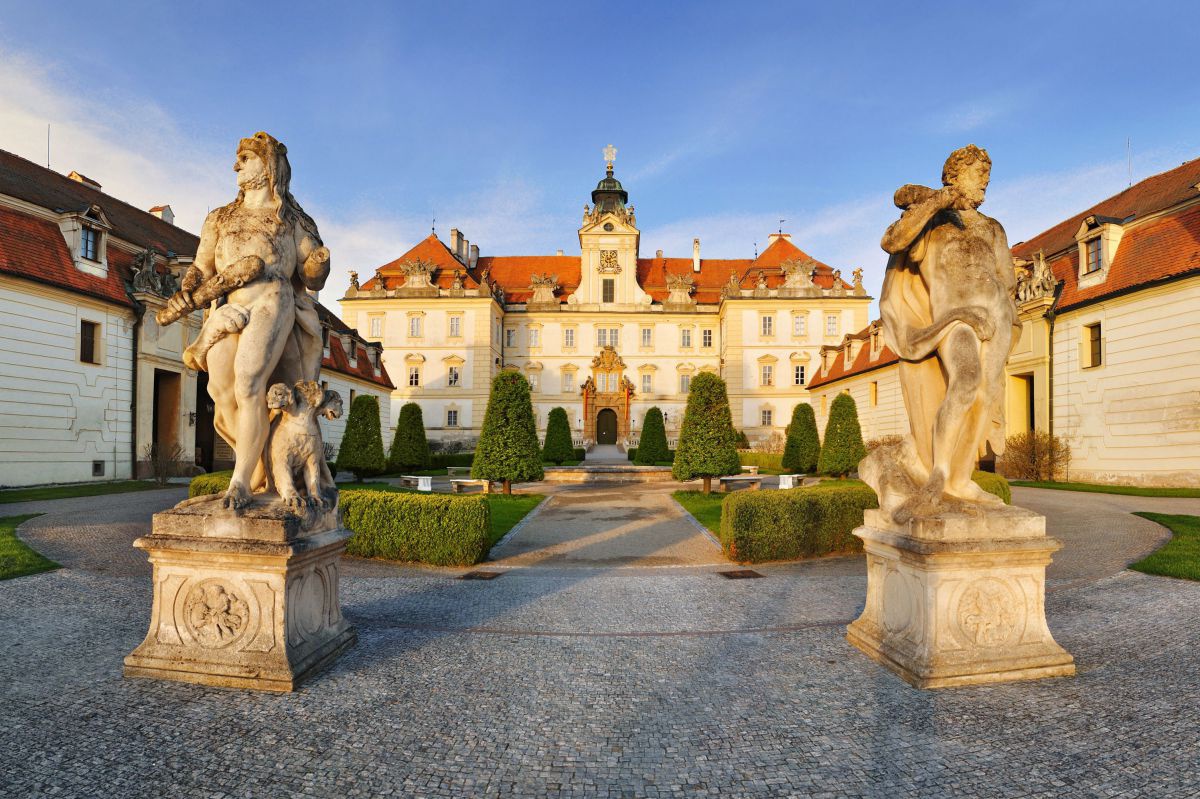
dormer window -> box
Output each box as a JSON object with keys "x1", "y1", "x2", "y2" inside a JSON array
[
  {"x1": 81, "y1": 226, "x2": 100, "y2": 261},
  {"x1": 1084, "y1": 238, "x2": 1102, "y2": 275},
  {"x1": 59, "y1": 205, "x2": 111, "y2": 277}
]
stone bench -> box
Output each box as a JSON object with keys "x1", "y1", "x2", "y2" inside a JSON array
[
  {"x1": 445, "y1": 466, "x2": 472, "y2": 477},
  {"x1": 720, "y1": 475, "x2": 763, "y2": 492},
  {"x1": 398, "y1": 475, "x2": 433, "y2": 492},
  {"x1": 450, "y1": 479, "x2": 492, "y2": 494},
  {"x1": 777, "y1": 474, "x2": 806, "y2": 490},
  {"x1": 740, "y1": 465, "x2": 760, "y2": 475}
]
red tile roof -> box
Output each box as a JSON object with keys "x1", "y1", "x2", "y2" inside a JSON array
[
  {"x1": 1012, "y1": 158, "x2": 1200, "y2": 312},
  {"x1": 806, "y1": 323, "x2": 898, "y2": 390},
  {"x1": 359, "y1": 231, "x2": 854, "y2": 304}
]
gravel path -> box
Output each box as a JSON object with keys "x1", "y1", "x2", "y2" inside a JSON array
[{"x1": 2, "y1": 484, "x2": 1197, "y2": 797}]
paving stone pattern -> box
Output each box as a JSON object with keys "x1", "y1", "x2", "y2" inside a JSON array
[{"x1": 2, "y1": 486, "x2": 1198, "y2": 797}]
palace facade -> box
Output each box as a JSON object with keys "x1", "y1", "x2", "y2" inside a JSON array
[
  {"x1": 339, "y1": 155, "x2": 871, "y2": 448},
  {"x1": 808, "y1": 157, "x2": 1200, "y2": 486},
  {"x1": 0, "y1": 149, "x2": 393, "y2": 487}
]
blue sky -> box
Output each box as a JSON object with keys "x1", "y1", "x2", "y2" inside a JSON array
[{"x1": 2, "y1": 1, "x2": 1198, "y2": 306}]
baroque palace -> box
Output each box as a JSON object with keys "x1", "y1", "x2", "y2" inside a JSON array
[
  {"x1": 339, "y1": 148, "x2": 870, "y2": 448},
  {"x1": 807, "y1": 157, "x2": 1200, "y2": 487}
]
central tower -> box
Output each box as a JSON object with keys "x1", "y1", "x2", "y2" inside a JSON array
[{"x1": 573, "y1": 144, "x2": 650, "y2": 308}]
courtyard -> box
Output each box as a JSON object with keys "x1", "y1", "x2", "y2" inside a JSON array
[{"x1": 2, "y1": 483, "x2": 1199, "y2": 797}]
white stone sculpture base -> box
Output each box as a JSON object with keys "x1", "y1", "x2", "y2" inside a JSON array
[
  {"x1": 124, "y1": 495, "x2": 357, "y2": 692},
  {"x1": 846, "y1": 506, "x2": 1075, "y2": 689}
]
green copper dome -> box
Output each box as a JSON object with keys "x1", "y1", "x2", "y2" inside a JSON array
[{"x1": 591, "y1": 166, "x2": 628, "y2": 213}]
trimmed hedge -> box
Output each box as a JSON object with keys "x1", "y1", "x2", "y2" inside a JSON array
[
  {"x1": 340, "y1": 490, "x2": 490, "y2": 566},
  {"x1": 388, "y1": 402, "x2": 431, "y2": 473},
  {"x1": 432, "y1": 453, "x2": 475, "y2": 468},
  {"x1": 738, "y1": 452, "x2": 784, "y2": 471},
  {"x1": 628, "y1": 447, "x2": 675, "y2": 463},
  {"x1": 634, "y1": 407, "x2": 670, "y2": 465},
  {"x1": 781, "y1": 403, "x2": 819, "y2": 474},
  {"x1": 542, "y1": 407, "x2": 575, "y2": 465},
  {"x1": 818, "y1": 393, "x2": 867, "y2": 477},
  {"x1": 337, "y1": 395, "x2": 387, "y2": 480},
  {"x1": 187, "y1": 473, "x2": 490, "y2": 566},
  {"x1": 717, "y1": 473, "x2": 1013, "y2": 564}
]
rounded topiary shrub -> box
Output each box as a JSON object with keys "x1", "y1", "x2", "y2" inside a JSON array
[
  {"x1": 388, "y1": 402, "x2": 431, "y2": 474},
  {"x1": 672, "y1": 372, "x2": 741, "y2": 493},
  {"x1": 472, "y1": 371, "x2": 544, "y2": 493},
  {"x1": 818, "y1": 392, "x2": 867, "y2": 477},
  {"x1": 336, "y1": 395, "x2": 387, "y2": 481},
  {"x1": 781, "y1": 403, "x2": 820, "y2": 474},
  {"x1": 542, "y1": 406, "x2": 575, "y2": 465},
  {"x1": 635, "y1": 407, "x2": 670, "y2": 465}
]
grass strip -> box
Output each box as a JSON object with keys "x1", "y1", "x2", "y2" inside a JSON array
[
  {"x1": 0, "y1": 480, "x2": 171, "y2": 505},
  {"x1": 0, "y1": 514, "x2": 57, "y2": 580},
  {"x1": 1130, "y1": 513, "x2": 1200, "y2": 581},
  {"x1": 1011, "y1": 481, "x2": 1200, "y2": 498}
]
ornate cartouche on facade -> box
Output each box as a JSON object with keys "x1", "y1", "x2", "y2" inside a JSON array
[
  {"x1": 398, "y1": 258, "x2": 439, "y2": 297},
  {"x1": 528, "y1": 272, "x2": 561, "y2": 309},
  {"x1": 846, "y1": 145, "x2": 1074, "y2": 689},
  {"x1": 125, "y1": 132, "x2": 357, "y2": 692}
]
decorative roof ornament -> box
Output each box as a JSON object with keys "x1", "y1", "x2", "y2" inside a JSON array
[
  {"x1": 779, "y1": 257, "x2": 819, "y2": 296},
  {"x1": 852, "y1": 268, "x2": 866, "y2": 296},
  {"x1": 830, "y1": 269, "x2": 846, "y2": 296},
  {"x1": 664, "y1": 272, "x2": 697, "y2": 309},
  {"x1": 528, "y1": 272, "x2": 560, "y2": 308},
  {"x1": 348, "y1": 270, "x2": 360, "y2": 291},
  {"x1": 603, "y1": 143, "x2": 617, "y2": 173},
  {"x1": 722, "y1": 270, "x2": 742, "y2": 299},
  {"x1": 128, "y1": 249, "x2": 178, "y2": 298},
  {"x1": 397, "y1": 258, "x2": 438, "y2": 297},
  {"x1": 1015, "y1": 249, "x2": 1057, "y2": 304}
]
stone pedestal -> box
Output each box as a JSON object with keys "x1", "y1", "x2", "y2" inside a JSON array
[
  {"x1": 847, "y1": 505, "x2": 1074, "y2": 689},
  {"x1": 124, "y1": 494, "x2": 357, "y2": 692}
]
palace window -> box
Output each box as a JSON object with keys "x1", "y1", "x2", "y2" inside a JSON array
[
  {"x1": 761, "y1": 408, "x2": 773, "y2": 426},
  {"x1": 596, "y1": 327, "x2": 619, "y2": 348},
  {"x1": 529, "y1": 372, "x2": 539, "y2": 391},
  {"x1": 563, "y1": 328, "x2": 575, "y2": 348},
  {"x1": 79, "y1": 320, "x2": 100, "y2": 364},
  {"x1": 448, "y1": 316, "x2": 461, "y2": 338},
  {"x1": 563, "y1": 370, "x2": 575, "y2": 392},
  {"x1": 793, "y1": 314, "x2": 806, "y2": 337},
  {"x1": 825, "y1": 314, "x2": 839, "y2": 336},
  {"x1": 369, "y1": 317, "x2": 383, "y2": 338},
  {"x1": 448, "y1": 366, "x2": 461, "y2": 387},
  {"x1": 681, "y1": 328, "x2": 692, "y2": 348},
  {"x1": 408, "y1": 366, "x2": 421, "y2": 387},
  {"x1": 641, "y1": 327, "x2": 652, "y2": 348},
  {"x1": 1086, "y1": 323, "x2": 1103, "y2": 368},
  {"x1": 529, "y1": 327, "x2": 540, "y2": 348},
  {"x1": 679, "y1": 374, "x2": 691, "y2": 394},
  {"x1": 702, "y1": 328, "x2": 713, "y2": 348},
  {"x1": 446, "y1": 409, "x2": 459, "y2": 427},
  {"x1": 409, "y1": 316, "x2": 422, "y2": 338},
  {"x1": 602, "y1": 278, "x2": 615, "y2": 303},
  {"x1": 81, "y1": 226, "x2": 99, "y2": 261},
  {"x1": 349, "y1": 389, "x2": 357, "y2": 406},
  {"x1": 794, "y1": 364, "x2": 805, "y2": 386},
  {"x1": 505, "y1": 329, "x2": 516, "y2": 348},
  {"x1": 641, "y1": 373, "x2": 652, "y2": 394},
  {"x1": 1084, "y1": 238, "x2": 1102, "y2": 275},
  {"x1": 761, "y1": 315, "x2": 774, "y2": 337},
  {"x1": 761, "y1": 364, "x2": 774, "y2": 387},
  {"x1": 870, "y1": 381, "x2": 879, "y2": 406}
]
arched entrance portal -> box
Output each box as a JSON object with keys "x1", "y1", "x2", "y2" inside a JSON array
[{"x1": 596, "y1": 408, "x2": 618, "y2": 445}]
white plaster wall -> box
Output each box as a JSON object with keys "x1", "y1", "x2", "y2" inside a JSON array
[
  {"x1": 318, "y1": 372, "x2": 393, "y2": 456},
  {"x1": 0, "y1": 279, "x2": 135, "y2": 485}
]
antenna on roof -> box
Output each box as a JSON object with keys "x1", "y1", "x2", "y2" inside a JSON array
[
  {"x1": 46, "y1": 124, "x2": 50, "y2": 169},
  {"x1": 778, "y1": 219, "x2": 785, "y2": 234},
  {"x1": 753, "y1": 241, "x2": 758, "y2": 259},
  {"x1": 1126, "y1": 138, "x2": 1133, "y2": 188},
  {"x1": 431, "y1": 216, "x2": 436, "y2": 234}
]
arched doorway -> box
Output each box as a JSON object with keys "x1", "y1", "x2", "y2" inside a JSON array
[{"x1": 596, "y1": 408, "x2": 618, "y2": 445}]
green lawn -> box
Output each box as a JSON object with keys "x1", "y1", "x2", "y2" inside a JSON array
[
  {"x1": 0, "y1": 514, "x2": 57, "y2": 580},
  {"x1": 1130, "y1": 513, "x2": 1200, "y2": 581},
  {"x1": 1010, "y1": 480, "x2": 1200, "y2": 498},
  {"x1": 0, "y1": 480, "x2": 172, "y2": 505},
  {"x1": 673, "y1": 491, "x2": 724, "y2": 534}
]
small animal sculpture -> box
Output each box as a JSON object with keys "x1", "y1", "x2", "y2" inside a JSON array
[{"x1": 265, "y1": 381, "x2": 343, "y2": 509}]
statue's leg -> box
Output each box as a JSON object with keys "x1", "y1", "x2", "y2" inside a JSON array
[
  {"x1": 224, "y1": 305, "x2": 293, "y2": 510},
  {"x1": 205, "y1": 336, "x2": 239, "y2": 460},
  {"x1": 303, "y1": 454, "x2": 323, "y2": 508},
  {"x1": 929, "y1": 326, "x2": 982, "y2": 495}
]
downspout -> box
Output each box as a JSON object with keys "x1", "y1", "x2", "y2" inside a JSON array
[
  {"x1": 129, "y1": 296, "x2": 143, "y2": 480},
  {"x1": 1045, "y1": 279, "x2": 1064, "y2": 439}
]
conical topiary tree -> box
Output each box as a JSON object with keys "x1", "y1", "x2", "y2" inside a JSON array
[
  {"x1": 781, "y1": 403, "x2": 820, "y2": 474},
  {"x1": 542, "y1": 406, "x2": 575, "y2": 465},
  {"x1": 336, "y1": 395, "x2": 387, "y2": 482},
  {"x1": 388, "y1": 402, "x2": 430, "y2": 473},
  {"x1": 672, "y1": 372, "x2": 741, "y2": 493},
  {"x1": 818, "y1": 392, "x2": 867, "y2": 477},
  {"x1": 635, "y1": 406, "x2": 669, "y2": 465},
  {"x1": 472, "y1": 371, "x2": 544, "y2": 493}
]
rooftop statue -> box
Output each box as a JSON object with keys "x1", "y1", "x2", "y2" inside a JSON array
[
  {"x1": 867, "y1": 144, "x2": 1018, "y2": 522},
  {"x1": 163, "y1": 132, "x2": 335, "y2": 511}
]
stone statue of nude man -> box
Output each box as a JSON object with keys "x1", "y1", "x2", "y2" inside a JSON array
[
  {"x1": 868, "y1": 145, "x2": 1019, "y2": 521},
  {"x1": 166, "y1": 132, "x2": 331, "y2": 510}
]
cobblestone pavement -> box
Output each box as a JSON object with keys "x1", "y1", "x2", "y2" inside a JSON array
[{"x1": 2, "y1": 486, "x2": 1198, "y2": 797}]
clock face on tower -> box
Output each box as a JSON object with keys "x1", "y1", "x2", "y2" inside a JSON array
[
  {"x1": 599, "y1": 250, "x2": 621, "y2": 274},
  {"x1": 603, "y1": 222, "x2": 614, "y2": 231}
]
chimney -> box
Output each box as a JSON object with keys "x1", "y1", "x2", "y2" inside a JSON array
[
  {"x1": 767, "y1": 232, "x2": 793, "y2": 247},
  {"x1": 692, "y1": 238, "x2": 701, "y2": 273},
  {"x1": 67, "y1": 171, "x2": 101, "y2": 191},
  {"x1": 149, "y1": 205, "x2": 175, "y2": 225},
  {"x1": 461, "y1": 237, "x2": 469, "y2": 265},
  {"x1": 469, "y1": 244, "x2": 479, "y2": 268},
  {"x1": 655, "y1": 249, "x2": 663, "y2": 259},
  {"x1": 449, "y1": 228, "x2": 463, "y2": 262},
  {"x1": 556, "y1": 249, "x2": 564, "y2": 256}
]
